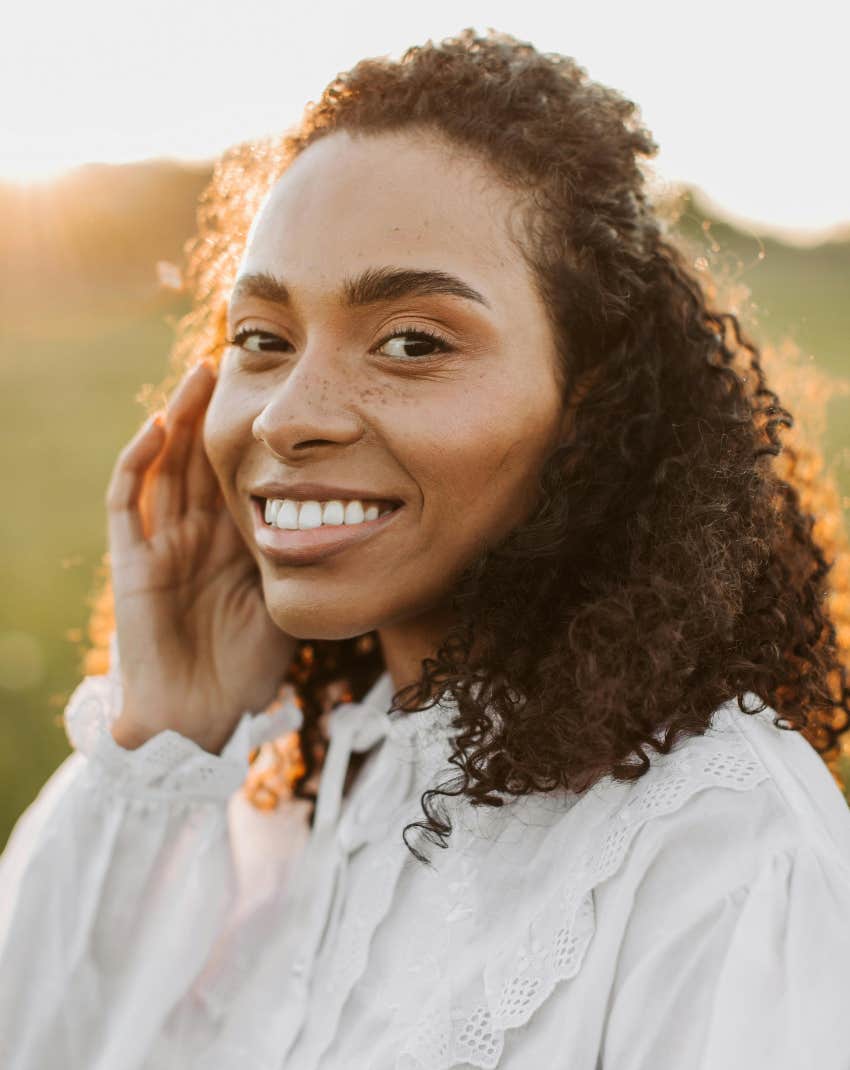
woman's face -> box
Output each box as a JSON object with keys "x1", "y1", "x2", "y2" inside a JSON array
[{"x1": 204, "y1": 127, "x2": 569, "y2": 644}]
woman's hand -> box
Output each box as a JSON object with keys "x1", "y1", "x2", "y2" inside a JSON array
[{"x1": 105, "y1": 359, "x2": 298, "y2": 755}]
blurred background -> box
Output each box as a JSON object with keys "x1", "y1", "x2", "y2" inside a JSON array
[{"x1": 2, "y1": 0, "x2": 848, "y2": 848}]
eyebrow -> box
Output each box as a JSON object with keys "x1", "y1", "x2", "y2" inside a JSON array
[{"x1": 228, "y1": 266, "x2": 492, "y2": 312}]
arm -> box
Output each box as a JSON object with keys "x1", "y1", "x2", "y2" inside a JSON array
[
  {"x1": 0, "y1": 668, "x2": 301, "y2": 1070},
  {"x1": 600, "y1": 822, "x2": 850, "y2": 1070}
]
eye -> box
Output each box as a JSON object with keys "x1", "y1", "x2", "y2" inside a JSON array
[
  {"x1": 373, "y1": 326, "x2": 452, "y2": 362},
  {"x1": 226, "y1": 325, "x2": 453, "y2": 362},
  {"x1": 227, "y1": 328, "x2": 290, "y2": 353}
]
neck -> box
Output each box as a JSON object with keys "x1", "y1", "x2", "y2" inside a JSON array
[{"x1": 377, "y1": 602, "x2": 460, "y2": 702}]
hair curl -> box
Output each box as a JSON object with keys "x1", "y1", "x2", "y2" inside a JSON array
[{"x1": 84, "y1": 28, "x2": 850, "y2": 865}]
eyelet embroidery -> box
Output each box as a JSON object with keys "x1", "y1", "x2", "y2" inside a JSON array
[
  {"x1": 64, "y1": 670, "x2": 303, "y2": 805},
  {"x1": 389, "y1": 703, "x2": 769, "y2": 1069}
]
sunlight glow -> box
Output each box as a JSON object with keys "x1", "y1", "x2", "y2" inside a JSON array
[
  {"x1": 3, "y1": 154, "x2": 101, "y2": 185},
  {"x1": 2, "y1": 0, "x2": 846, "y2": 236}
]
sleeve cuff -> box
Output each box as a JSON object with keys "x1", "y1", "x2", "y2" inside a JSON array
[{"x1": 63, "y1": 642, "x2": 304, "y2": 803}]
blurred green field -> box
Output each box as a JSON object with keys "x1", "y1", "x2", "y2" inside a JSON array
[{"x1": 1, "y1": 166, "x2": 848, "y2": 849}]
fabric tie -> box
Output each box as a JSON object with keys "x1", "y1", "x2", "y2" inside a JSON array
[
  {"x1": 264, "y1": 694, "x2": 401, "y2": 1067},
  {"x1": 314, "y1": 698, "x2": 393, "y2": 832},
  {"x1": 229, "y1": 675, "x2": 457, "y2": 1069}
]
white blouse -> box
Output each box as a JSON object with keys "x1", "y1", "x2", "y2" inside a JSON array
[{"x1": 2, "y1": 634, "x2": 850, "y2": 1070}]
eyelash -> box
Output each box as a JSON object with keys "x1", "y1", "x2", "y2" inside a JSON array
[{"x1": 226, "y1": 325, "x2": 453, "y2": 363}]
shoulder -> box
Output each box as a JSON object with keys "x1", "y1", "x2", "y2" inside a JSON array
[
  {"x1": 622, "y1": 692, "x2": 850, "y2": 862},
  {"x1": 402, "y1": 694, "x2": 850, "y2": 1068},
  {"x1": 593, "y1": 691, "x2": 850, "y2": 943},
  {"x1": 464, "y1": 690, "x2": 850, "y2": 895},
  {"x1": 595, "y1": 698, "x2": 850, "y2": 1070}
]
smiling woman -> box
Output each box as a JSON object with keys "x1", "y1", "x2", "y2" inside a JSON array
[
  {"x1": 1, "y1": 26, "x2": 849, "y2": 1070},
  {"x1": 201, "y1": 126, "x2": 568, "y2": 676}
]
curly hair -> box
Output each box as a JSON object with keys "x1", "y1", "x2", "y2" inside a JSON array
[{"x1": 83, "y1": 28, "x2": 850, "y2": 865}]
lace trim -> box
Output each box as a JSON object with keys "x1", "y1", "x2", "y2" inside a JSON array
[
  {"x1": 64, "y1": 631, "x2": 303, "y2": 803},
  {"x1": 192, "y1": 691, "x2": 463, "y2": 1063},
  {"x1": 391, "y1": 696, "x2": 772, "y2": 1069},
  {"x1": 290, "y1": 685, "x2": 510, "y2": 1067}
]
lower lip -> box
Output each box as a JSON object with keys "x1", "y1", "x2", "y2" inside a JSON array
[{"x1": 251, "y1": 498, "x2": 405, "y2": 564}]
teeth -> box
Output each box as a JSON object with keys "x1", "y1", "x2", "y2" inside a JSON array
[
  {"x1": 343, "y1": 500, "x2": 364, "y2": 526},
  {"x1": 264, "y1": 499, "x2": 282, "y2": 525},
  {"x1": 262, "y1": 498, "x2": 397, "y2": 530},
  {"x1": 276, "y1": 500, "x2": 299, "y2": 529},
  {"x1": 298, "y1": 501, "x2": 323, "y2": 529},
  {"x1": 322, "y1": 501, "x2": 345, "y2": 526}
]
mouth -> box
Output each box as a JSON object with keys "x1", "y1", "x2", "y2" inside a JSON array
[{"x1": 250, "y1": 495, "x2": 405, "y2": 565}]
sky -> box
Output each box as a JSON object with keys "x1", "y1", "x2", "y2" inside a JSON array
[{"x1": 2, "y1": 0, "x2": 847, "y2": 243}]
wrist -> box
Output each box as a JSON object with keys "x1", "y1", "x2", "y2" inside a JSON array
[{"x1": 110, "y1": 715, "x2": 154, "y2": 751}]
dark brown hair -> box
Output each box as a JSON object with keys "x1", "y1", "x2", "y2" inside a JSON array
[{"x1": 85, "y1": 28, "x2": 850, "y2": 864}]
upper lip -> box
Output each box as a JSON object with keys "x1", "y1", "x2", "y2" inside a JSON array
[{"x1": 250, "y1": 481, "x2": 403, "y2": 504}]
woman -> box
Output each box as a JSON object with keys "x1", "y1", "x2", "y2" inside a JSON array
[{"x1": 1, "y1": 26, "x2": 849, "y2": 1070}]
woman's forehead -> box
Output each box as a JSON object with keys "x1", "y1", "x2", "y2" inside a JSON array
[{"x1": 239, "y1": 131, "x2": 529, "y2": 305}]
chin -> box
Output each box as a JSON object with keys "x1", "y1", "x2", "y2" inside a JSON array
[{"x1": 264, "y1": 600, "x2": 380, "y2": 643}]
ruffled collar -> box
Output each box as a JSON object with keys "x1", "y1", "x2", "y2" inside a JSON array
[{"x1": 350, "y1": 669, "x2": 462, "y2": 761}]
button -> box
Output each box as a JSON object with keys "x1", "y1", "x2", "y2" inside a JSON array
[{"x1": 290, "y1": 956, "x2": 307, "y2": 976}]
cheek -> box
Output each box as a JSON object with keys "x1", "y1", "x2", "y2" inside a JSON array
[
  {"x1": 411, "y1": 396, "x2": 551, "y2": 527},
  {"x1": 202, "y1": 380, "x2": 248, "y2": 481}
]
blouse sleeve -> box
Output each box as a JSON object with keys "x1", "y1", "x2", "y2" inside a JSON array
[
  {"x1": 0, "y1": 655, "x2": 302, "y2": 1070},
  {"x1": 600, "y1": 834, "x2": 850, "y2": 1070}
]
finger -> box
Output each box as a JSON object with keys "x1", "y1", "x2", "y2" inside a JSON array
[
  {"x1": 186, "y1": 410, "x2": 222, "y2": 513},
  {"x1": 149, "y1": 362, "x2": 217, "y2": 529},
  {"x1": 185, "y1": 362, "x2": 222, "y2": 513},
  {"x1": 106, "y1": 411, "x2": 166, "y2": 559}
]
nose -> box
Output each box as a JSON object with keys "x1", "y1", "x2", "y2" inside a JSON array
[{"x1": 251, "y1": 343, "x2": 364, "y2": 460}]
